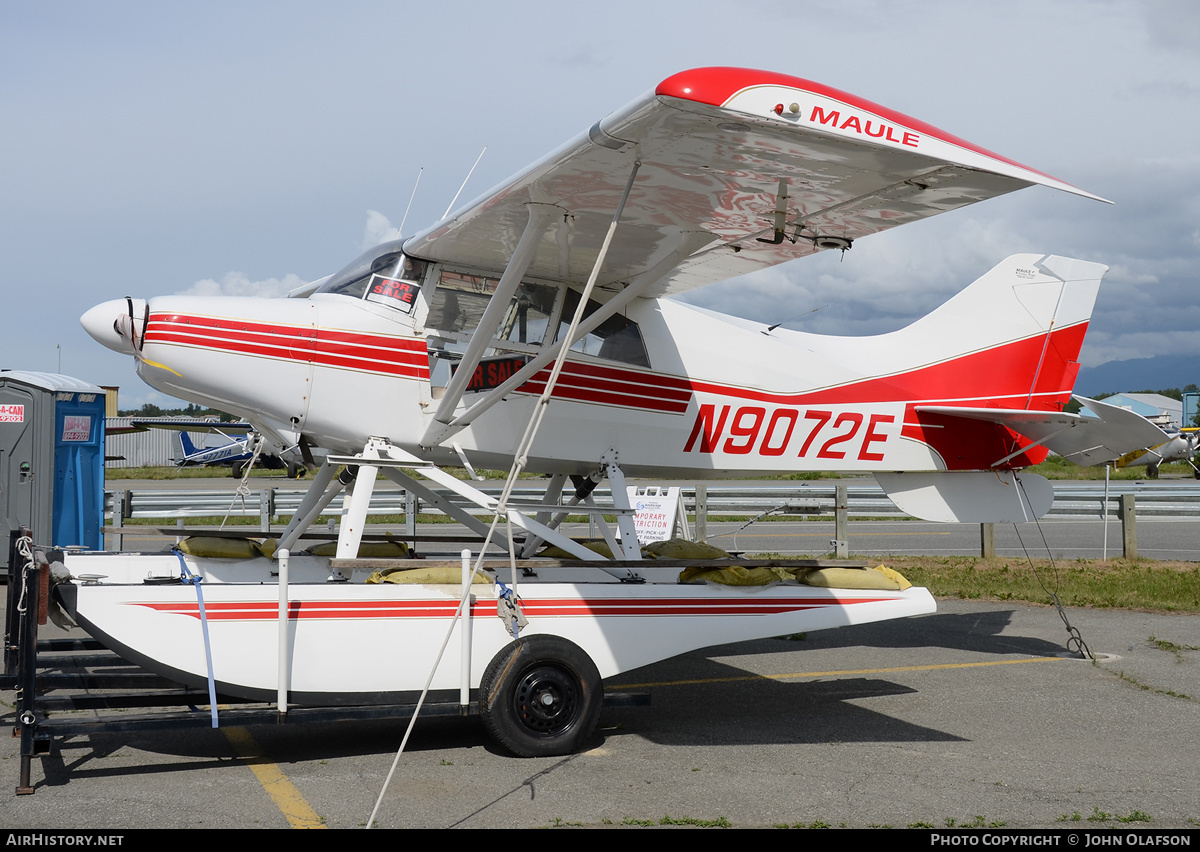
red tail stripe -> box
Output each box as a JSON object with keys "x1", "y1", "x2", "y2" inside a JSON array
[{"x1": 684, "y1": 323, "x2": 1088, "y2": 407}]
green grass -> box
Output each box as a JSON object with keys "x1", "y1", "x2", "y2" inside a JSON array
[
  {"x1": 623, "y1": 815, "x2": 730, "y2": 827},
  {"x1": 881, "y1": 555, "x2": 1200, "y2": 613},
  {"x1": 1030, "y1": 455, "x2": 1196, "y2": 480},
  {"x1": 105, "y1": 465, "x2": 279, "y2": 480}
]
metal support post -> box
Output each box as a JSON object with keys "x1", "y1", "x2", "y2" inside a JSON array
[
  {"x1": 694, "y1": 483, "x2": 707, "y2": 542},
  {"x1": 834, "y1": 484, "x2": 848, "y2": 559},
  {"x1": 460, "y1": 549, "x2": 473, "y2": 709},
  {"x1": 111, "y1": 490, "x2": 129, "y2": 551},
  {"x1": 275, "y1": 462, "x2": 342, "y2": 555},
  {"x1": 422, "y1": 203, "x2": 558, "y2": 447},
  {"x1": 337, "y1": 446, "x2": 382, "y2": 560},
  {"x1": 259, "y1": 488, "x2": 275, "y2": 533},
  {"x1": 1102, "y1": 464, "x2": 1111, "y2": 560},
  {"x1": 404, "y1": 489, "x2": 418, "y2": 540},
  {"x1": 16, "y1": 538, "x2": 43, "y2": 795},
  {"x1": 603, "y1": 458, "x2": 642, "y2": 560},
  {"x1": 980, "y1": 523, "x2": 996, "y2": 558},
  {"x1": 5, "y1": 530, "x2": 25, "y2": 675},
  {"x1": 1121, "y1": 493, "x2": 1138, "y2": 559},
  {"x1": 276, "y1": 547, "x2": 290, "y2": 715}
]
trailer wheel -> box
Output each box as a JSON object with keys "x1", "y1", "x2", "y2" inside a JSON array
[{"x1": 480, "y1": 635, "x2": 602, "y2": 757}]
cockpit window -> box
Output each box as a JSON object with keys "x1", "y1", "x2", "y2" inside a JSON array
[
  {"x1": 425, "y1": 270, "x2": 650, "y2": 389},
  {"x1": 316, "y1": 240, "x2": 426, "y2": 313},
  {"x1": 425, "y1": 270, "x2": 497, "y2": 333},
  {"x1": 556, "y1": 290, "x2": 650, "y2": 367},
  {"x1": 500, "y1": 283, "x2": 557, "y2": 347}
]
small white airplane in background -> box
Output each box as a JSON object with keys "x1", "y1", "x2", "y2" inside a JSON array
[
  {"x1": 173, "y1": 426, "x2": 305, "y2": 478},
  {"x1": 118, "y1": 418, "x2": 306, "y2": 477},
  {"x1": 1115, "y1": 427, "x2": 1200, "y2": 478},
  {"x1": 175, "y1": 426, "x2": 253, "y2": 468}
]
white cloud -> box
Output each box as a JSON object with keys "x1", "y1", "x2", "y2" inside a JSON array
[
  {"x1": 176, "y1": 271, "x2": 309, "y2": 298},
  {"x1": 1079, "y1": 330, "x2": 1200, "y2": 366},
  {"x1": 361, "y1": 210, "x2": 399, "y2": 250}
]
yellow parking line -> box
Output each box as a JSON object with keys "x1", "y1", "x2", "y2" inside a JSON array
[
  {"x1": 614, "y1": 655, "x2": 1061, "y2": 689},
  {"x1": 223, "y1": 726, "x2": 327, "y2": 829}
]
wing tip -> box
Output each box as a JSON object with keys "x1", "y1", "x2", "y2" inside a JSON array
[{"x1": 656, "y1": 67, "x2": 1109, "y2": 205}]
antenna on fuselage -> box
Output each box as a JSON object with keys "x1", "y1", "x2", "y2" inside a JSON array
[
  {"x1": 762, "y1": 304, "x2": 828, "y2": 334},
  {"x1": 442, "y1": 147, "x2": 487, "y2": 220}
]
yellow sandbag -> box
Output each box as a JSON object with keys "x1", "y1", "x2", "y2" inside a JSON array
[
  {"x1": 872, "y1": 564, "x2": 912, "y2": 591},
  {"x1": 801, "y1": 565, "x2": 906, "y2": 591},
  {"x1": 367, "y1": 566, "x2": 491, "y2": 585},
  {"x1": 539, "y1": 540, "x2": 614, "y2": 559},
  {"x1": 643, "y1": 538, "x2": 730, "y2": 560},
  {"x1": 176, "y1": 536, "x2": 263, "y2": 560},
  {"x1": 307, "y1": 535, "x2": 410, "y2": 558},
  {"x1": 257, "y1": 538, "x2": 277, "y2": 559},
  {"x1": 678, "y1": 565, "x2": 794, "y2": 586}
]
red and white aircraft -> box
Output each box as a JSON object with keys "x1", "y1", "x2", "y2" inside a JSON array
[
  {"x1": 82, "y1": 68, "x2": 1134, "y2": 542},
  {"x1": 63, "y1": 68, "x2": 1152, "y2": 752}
]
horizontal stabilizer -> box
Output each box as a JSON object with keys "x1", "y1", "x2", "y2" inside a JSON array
[
  {"x1": 916, "y1": 396, "x2": 1170, "y2": 467},
  {"x1": 875, "y1": 471, "x2": 1053, "y2": 523}
]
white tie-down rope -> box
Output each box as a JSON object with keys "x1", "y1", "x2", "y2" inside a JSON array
[{"x1": 366, "y1": 160, "x2": 641, "y2": 828}]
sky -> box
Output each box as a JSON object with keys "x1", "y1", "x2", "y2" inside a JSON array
[{"x1": 2, "y1": 0, "x2": 1198, "y2": 409}]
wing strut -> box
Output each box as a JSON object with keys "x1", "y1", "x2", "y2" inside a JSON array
[
  {"x1": 420, "y1": 202, "x2": 560, "y2": 447},
  {"x1": 421, "y1": 226, "x2": 711, "y2": 448}
]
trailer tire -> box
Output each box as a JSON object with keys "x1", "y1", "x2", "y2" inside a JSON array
[{"x1": 480, "y1": 635, "x2": 602, "y2": 757}]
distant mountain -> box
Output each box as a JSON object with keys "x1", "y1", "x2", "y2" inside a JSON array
[{"x1": 1074, "y1": 355, "x2": 1200, "y2": 397}]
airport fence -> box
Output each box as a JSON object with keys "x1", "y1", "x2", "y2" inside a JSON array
[{"x1": 105, "y1": 480, "x2": 1200, "y2": 527}]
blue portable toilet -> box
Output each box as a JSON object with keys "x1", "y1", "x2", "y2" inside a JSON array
[{"x1": 1, "y1": 371, "x2": 106, "y2": 570}]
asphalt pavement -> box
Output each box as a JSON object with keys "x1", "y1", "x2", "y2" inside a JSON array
[
  {"x1": 3, "y1": 599, "x2": 1197, "y2": 829},
  {"x1": 4, "y1": 476, "x2": 1196, "y2": 830}
]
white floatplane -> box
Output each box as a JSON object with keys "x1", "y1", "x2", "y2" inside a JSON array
[{"x1": 66, "y1": 67, "x2": 1140, "y2": 755}]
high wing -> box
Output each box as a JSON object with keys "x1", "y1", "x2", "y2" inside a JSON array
[
  {"x1": 129, "y1": 418, "x2": 253, "y2": 435},
  {"x1": 404, "y1": 67, "x2": 1107, "y2": 297}
]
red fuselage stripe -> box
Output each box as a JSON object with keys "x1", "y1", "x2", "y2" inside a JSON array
[{"x1": 145, "y1": 314, "x2": 430, "y2": 379}]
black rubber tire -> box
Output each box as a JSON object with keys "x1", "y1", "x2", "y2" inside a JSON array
[
  {"x1": 479, "y1": 635, "x2": 602, "y2": 758},
  {"x1": 286, "y1": 461, "x2": 305, "y2": 479},
  {"x1": 231, "y1": 461, "x2": 246, "y2": 478}
]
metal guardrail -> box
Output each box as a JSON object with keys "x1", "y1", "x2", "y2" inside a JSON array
[{"x1": 105, "y1": 481, "x2": 1200, "y2": 525}]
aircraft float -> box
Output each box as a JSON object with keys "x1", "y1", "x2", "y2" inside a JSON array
[{"x1": 61, "y1": 67, "x2": 1155, "y2": 756}]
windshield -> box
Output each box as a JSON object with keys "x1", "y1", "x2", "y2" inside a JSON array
[{"x1": 316, "y1": 240, "x2": 427, "y2": 312}]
